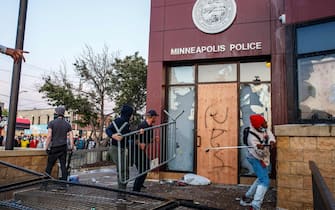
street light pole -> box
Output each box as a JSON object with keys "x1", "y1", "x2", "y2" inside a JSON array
[{"x1": 5, "y1": 0, "x2": 29, "y2": 150}]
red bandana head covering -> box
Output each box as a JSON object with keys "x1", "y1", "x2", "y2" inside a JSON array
[{"x1": 250, "y1": 114, "x2": 265, "y2": 129}]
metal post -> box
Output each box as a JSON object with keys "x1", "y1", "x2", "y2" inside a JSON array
[{"x1": 5, "y1": 0, "x2": 28, "y2": 150}]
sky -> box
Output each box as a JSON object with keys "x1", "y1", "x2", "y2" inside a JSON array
[{"x1": 0, "y1": 0, "x2": 151, "y2": 113}]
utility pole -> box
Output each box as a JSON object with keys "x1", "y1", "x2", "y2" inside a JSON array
[{"x1": 5, "y1": 0, "x2": 29, "y2": 150}]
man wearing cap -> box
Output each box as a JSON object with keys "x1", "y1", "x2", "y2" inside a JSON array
[
  {"x1": 240, "y1": 114, "x2": 276, "y2": 210},
  {"x1": 133, "y1": 109, "x2": 159, "y2": 192},
  {"x1": 45, "y1": 106, "x2": 74, "y2": 182}
]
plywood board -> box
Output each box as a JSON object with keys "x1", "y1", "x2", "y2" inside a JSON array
[{"x1": 197, "y1": 83, "x2": 238, "y2": 184}]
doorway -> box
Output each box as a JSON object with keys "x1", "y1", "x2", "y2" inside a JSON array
[{"x1": 196, "y1": 83, "x2": 238, "y2": 184}]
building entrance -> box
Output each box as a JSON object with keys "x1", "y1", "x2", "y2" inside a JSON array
[
  {"x1": 166, "y1": 61, "x2": 272, "y2": 184},
  {"x1": 197, "y1": 83, "x2": 238, "y2": 184}
]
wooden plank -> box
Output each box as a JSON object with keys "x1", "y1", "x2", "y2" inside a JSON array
[{"x1": 197, "y1": 83, "x2": 238, "y2": 184}]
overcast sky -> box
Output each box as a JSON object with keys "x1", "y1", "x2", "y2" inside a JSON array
[{"x1": 0, "y1": 0, "x2": 150, "y2": 112}]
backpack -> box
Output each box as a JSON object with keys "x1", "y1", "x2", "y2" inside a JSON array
[{"x1": 243, "y1": 126, "x2": 261, "y2": 145}]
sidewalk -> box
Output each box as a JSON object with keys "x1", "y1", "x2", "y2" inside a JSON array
[{"x1": 71, "y1": 166, "x2": 277, "y2": 209}]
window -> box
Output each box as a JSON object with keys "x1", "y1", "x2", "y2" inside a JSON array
[
  {"x1": 167, "y1": 66, "x2": 195, "y2": 172},
  {"x1": 198, "y1": 63, "x2": 237, "y2": 82},
  {"x1": 239, "y1": 61, "x2": 271, "y2": 176},
  {"x1": 296, "y1": 20, "x2": 335, "y2": 121},
  {"x1": 297, "y1": 21, "x2": 335, "y2": 54},
  {"x1": 297, "y1": 54, "x2": 335, "y2": 120},
  {"x1": 167, "y1": 86, "x2": 195, "y2": 171},
  {"x1": 169, "y1": 66, "x2": 194, "y2": 84},
  {"x1": 240, "y1": 62, "x2": 271, "y2": 82}
]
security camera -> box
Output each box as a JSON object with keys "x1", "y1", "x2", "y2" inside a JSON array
[{"x1": 278, "y1": 14, "x2": 286, "y2": 24}]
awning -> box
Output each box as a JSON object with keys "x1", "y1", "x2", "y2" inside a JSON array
[{"x1": 16, "y1": 118, "x2": 30, "y2": 129}]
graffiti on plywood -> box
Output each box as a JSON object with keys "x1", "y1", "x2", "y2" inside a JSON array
[{"x1": 204, "y1": 104, "x2": 233, "y2": 169}]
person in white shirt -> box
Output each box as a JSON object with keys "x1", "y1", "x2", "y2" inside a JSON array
[{"x1": 240, "y1": 114, "x2": 276, "y2": 210}]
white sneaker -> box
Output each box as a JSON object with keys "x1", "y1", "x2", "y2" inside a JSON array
[
  {"x1": 239, "y1": 196, "x2": 252, "y2": 206},
  {"x1": 240, "y1": 200, "x2": 252, "y2": 206}
]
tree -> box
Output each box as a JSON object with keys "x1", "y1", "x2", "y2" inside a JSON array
[
  {"x1": 39, "y1": 46, "x2": 147, "y2": 145},
  {"x1": 38, "y1": 70, "x2": 98, "y2": 131},
  {"x1": 74, "y1": 45, "x2": 118, "y2": 143},
  {"x1": 111, "y1": 52, "x2": 147, "y2": 123}
]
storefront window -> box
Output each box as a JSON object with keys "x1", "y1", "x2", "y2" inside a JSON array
[
  {"x1": 297, "y1": 21, "x2": 335, "y2": 54},
  {"x1": 296, "y1": 20, "x2": 335, "y2": 121},
  {"x1": 298, "y1": 54, "x2": 335, "y2": 120},
  {"x1": 169, "y1": 66, "x2": 195, "y2": 84},
  {"x1": 167, "y1": 86, "x2": 195, "y2": 171},
  {"x1": 198, "y1": 63, "x2": 237, "y2": 82},
  {"x1": 240, "y1": 62, "x2": 271, "y2": 82},
  {"x1": 239, "y1": 83, "x2": 271, "y2": 175}
]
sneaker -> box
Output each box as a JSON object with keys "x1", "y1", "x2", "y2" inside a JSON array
[{"x1": 239, "y1": 195, "x2": 252, "y2": 206}]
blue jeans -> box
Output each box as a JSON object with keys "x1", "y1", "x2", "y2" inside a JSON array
[
  {"x1": 246, "y1": 155, "x2": 270, "y2": 210},
  {"x1": 247, "y1": 155, "x2": 270, "y2": 187}
]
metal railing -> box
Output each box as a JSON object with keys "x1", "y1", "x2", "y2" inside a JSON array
[
  {"x1": 0, "y1": 160, "x2": 222, "y2": 209},
  {"x1": 114, "y1": 110, "x2": 183, "y2": 184},
  {"x1": 69, "y1": 147, "x2": 110, "y2": 170},
  {"x1": 309, "y1": 161, "x2": 335, "y2": 210}
]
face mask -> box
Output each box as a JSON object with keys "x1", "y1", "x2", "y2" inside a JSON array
[{"x1": 259, "y1": 127, "x2": 267, "y2": 132}]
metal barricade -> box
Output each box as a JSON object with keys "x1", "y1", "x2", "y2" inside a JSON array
[
  {"x1": 69, "y1": 147, "x2": 110, "y2": 170},
  {"x1": 309, "y1": 161, "x2": 335, "y2": 210},
  {"x1": 114, "y1": 110, "x2": 183, "y2": 184}
]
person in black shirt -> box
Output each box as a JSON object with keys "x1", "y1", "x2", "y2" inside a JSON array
[
  {"x1": 133, "y1": 109, "x2": 159, "y2": 192},
  {"x1": 45, "y1": 107, "x2": 74, "y2": 181}
]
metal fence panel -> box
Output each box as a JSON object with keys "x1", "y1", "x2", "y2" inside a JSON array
[{"x1": 118, "y1": 120, "x2": 177, "y2": 184}]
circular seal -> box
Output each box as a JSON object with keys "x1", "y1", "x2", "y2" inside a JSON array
[{"x1": 192, "y1": 0, "x2": 237, "y2": 34}]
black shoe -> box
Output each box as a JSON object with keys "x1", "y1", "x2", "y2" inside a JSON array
[{"x1": 117, "y1": 193, "x2": 126, "y2": 200}]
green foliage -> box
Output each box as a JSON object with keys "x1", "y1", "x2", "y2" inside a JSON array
[
  {"x1": 111, "y1": 51, "x2": 147, "y2": 117},
  {"x1": 38, "y1": 46, "x2": 147, "y2": 141},
  {"x1": 1, "y1": 108, "x2": 8, "y2": 117},
  {"x1": 38, "y1": 75, "x2": 97, "y2": 127}
]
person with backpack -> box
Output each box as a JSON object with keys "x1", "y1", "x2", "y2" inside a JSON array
[
  {"x1": 240, "y1": 114, "x2": 276, "y2": 210},
  {"x1": 105, "y1": 104, "x2": 134, "y2": 190}
]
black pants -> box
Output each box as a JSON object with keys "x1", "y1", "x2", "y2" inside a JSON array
[
  {"x1": 45, "y1": 144, "x2": 68, "y2": 180},
  {"x1": 133, "y1": 145, "x2": 150, "y2": 192}
]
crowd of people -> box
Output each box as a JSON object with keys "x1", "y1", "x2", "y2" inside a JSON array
[
  {"x1": 73, "y1": 135, "x2": 96, "y2": 150},
  {"x1": 0, "y1": 133, "x2": 97, "y2": 150},
  {"x1": 13, "y1": 134, "x2": 46, "y2": 148}
]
